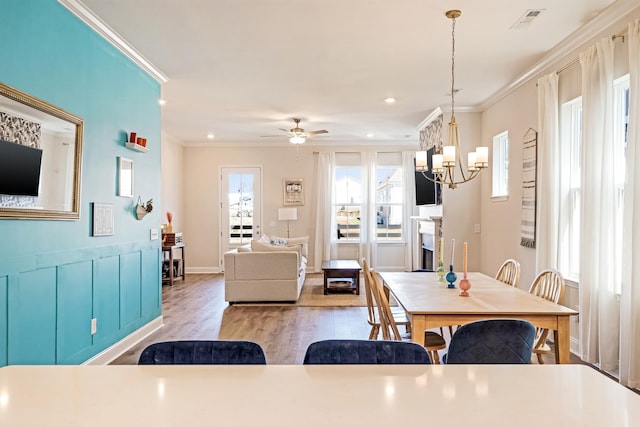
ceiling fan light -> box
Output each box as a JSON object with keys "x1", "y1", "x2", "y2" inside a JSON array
[{"x1": 290, "y1": 136, "x2": 305, "y2": 144}]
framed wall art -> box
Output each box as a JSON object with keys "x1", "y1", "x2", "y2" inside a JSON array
[
  {"x1": 283, "y1": 178, "x2": 304, "y2": 206},
  {"x1": 92, "y1": 202, "x2": 114, "y2": 236}
]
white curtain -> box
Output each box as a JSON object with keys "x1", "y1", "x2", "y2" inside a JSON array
[
  {"x1": 359, "y1": 152, "x2": 377, "y2": 266},
  {"x1": 579, "y1": 37, "x2": 619, "y2": 370},
  {"x1": 312, "y1": 152, "x2": 336, "y2": 272},
  {"x1": 621, "y1": 18, "x2": 640, "y2": 389},
  {"x1": 536, "y1": 73, "x2": 561, "y2": 271},
  {"x1": 402, "y1": 151, "x2": 416, "y2": 271}
]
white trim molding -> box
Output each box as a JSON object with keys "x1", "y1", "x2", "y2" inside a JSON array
[
  {"x1": 82, "y1": 316, "x2": 164, "y2": 365},
  {"x1": 480, "y1": 0, "x2": 640, "y2": 110},
  {"x1": 58, "y1": 0, "x2": 168, "y2": 83}
]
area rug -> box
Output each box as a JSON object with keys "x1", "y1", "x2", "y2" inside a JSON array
[{"x1": 234, "y1": 273, "x2": 368, "y2": 307}]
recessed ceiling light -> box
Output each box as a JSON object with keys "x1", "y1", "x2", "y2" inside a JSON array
[
  {"x1": 207, "y1": 133, "x2": 215, "y2": 139},
  {"x1": 158, "y1": 99, "x2": 166, "y2": 106},
  {"x1": 384, "y1": 97, "x2": 396, "y2": 104},
  {"x1": 366, "y1": 133, "x2": 375, "y2": 138}
]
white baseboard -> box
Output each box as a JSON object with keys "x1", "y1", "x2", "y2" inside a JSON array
[
  {"x1": 186, "y1": 267, "x2": 220, "y2": 274},
  {"x1": 82, "y1": 316, "x2": 164, "y2": 365}
]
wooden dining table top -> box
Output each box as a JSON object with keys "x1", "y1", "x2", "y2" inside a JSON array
[{"x1": 379, "y1": 271, "x2": 578, "y2": 317}]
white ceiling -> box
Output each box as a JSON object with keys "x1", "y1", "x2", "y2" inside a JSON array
[{"x1": 75, "y1": 0, "x2": 630, "y2": 146}]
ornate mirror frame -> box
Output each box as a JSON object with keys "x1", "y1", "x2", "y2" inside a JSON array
[{"x1": 0, "y1": 82, "x2": 83, "y2": 220}]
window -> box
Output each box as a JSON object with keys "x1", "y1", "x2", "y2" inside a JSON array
[
  {"x1": 492, "y1": 131, "x2": 509, "y2": 198},
  {"x1": 334, "y1": 165, "x2": 361, "y2": 241},
  {"x1": 559, "y1": 97, "x2": 582, "y2": 282},
  {"x1": 376, "y1": 165, "x2": 403, "y2": 241},
  {"x1": 333, "y1": 152, "x2": 405, "y2": 243},
  {"x1": 613, "y1": 74, "x2": 630, "y2": 293}
]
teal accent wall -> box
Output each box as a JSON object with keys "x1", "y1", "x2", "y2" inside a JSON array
[{"x1": 0, "y1": 0, "x2": 162, "y2": 365}]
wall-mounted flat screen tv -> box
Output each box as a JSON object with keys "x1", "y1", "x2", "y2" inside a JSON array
[
  {"x1": 0, "y1": 139, "x2": 43, "y2": 197},
  {"x1": 415, "y1": 147, "x2": 442, "y2": 206}
]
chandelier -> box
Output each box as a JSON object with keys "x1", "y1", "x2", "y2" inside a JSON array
[{"x1": 416, "y1": 10, "x2": 488, "y2": 189}]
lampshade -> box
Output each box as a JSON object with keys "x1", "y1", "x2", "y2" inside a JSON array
[{"x1": 278, "y1": 207, "x2": 297, "y2": 221}]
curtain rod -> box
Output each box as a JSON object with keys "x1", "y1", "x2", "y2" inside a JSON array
[{"x1": 556, "y1": 27, "x2": 628, "y2": 75}]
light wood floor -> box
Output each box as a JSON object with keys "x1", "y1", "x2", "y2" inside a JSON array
[{"x1": 111, "y1": 273, "x2": 573, "y2": 365}]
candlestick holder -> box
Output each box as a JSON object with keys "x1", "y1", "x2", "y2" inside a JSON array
[
  {"x1": 459, "y1": 272, "x2": 471, "y2": 297},
  {"x1": 436, "y1": 261, "x2": 446, "y2": 283},
  {"x1": 445, "y1": 265, "x2": 457, "y2": 289}
]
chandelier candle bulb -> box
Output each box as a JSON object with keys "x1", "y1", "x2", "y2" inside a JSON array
[
  {"x1": 432, "y1": 154, "x2": 444, "y2": 172},
  {"x1": 443, "y1": 145, "x2": 456, "y2": 166},
  {"x1": 416, "y1": 151, "x2": 428, "y2": 171},
  {"x1": 468, "y1": 152, "x2": 478, "y2": 171},
  {"x1": 475, "y1": 147, "x2": 489, "y2": 167}
]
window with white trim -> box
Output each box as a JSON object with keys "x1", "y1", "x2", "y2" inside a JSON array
[
  {"x1": 334, "y1": 163, "x2": 362, "y2": 241},
  {"x1": 376, "y1": 153, "x2": 403, "y2": 241},
  {"x1": 559, "y1": 97, "x2": 582, "y2": 282},
  {"x1": 613, "y1": 74, "x2": 629, "y2": 293},
  {"x1": 492, "y1": 131, "x2": 509, "y2": 197},
  {"x1": 333, "y1": 153, "x2": 405, "y2": 242}
]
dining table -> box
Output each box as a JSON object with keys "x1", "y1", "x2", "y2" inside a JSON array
[
  {"x1": 0, "y1": 364, "x2": 637, "y2": 426},
  {"x1": 379, "y1": 271, "x2": 579, "y2": 363}
]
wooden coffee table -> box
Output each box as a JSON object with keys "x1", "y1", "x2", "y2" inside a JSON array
[{"x1": 321, "y1": 260, "x2": 361, "y2": 295}]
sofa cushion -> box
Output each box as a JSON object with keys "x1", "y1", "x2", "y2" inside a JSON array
[
  {"x1": 250, "y1": 240, "x2": 302, "y2": 258},
  {"x1": 237, "y1": 245, "x2": 251, "y2": 252},
  {"x1": 269, "y1": 235, "x2": 310, "y2": 258}
]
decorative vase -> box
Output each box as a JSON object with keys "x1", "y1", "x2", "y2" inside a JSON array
[
  {"x1": 436, "y1": 261, "x2": 446, "y2": 283},
  {"x1": 166, "y1": 222, "x2": 173, "y2": 233},
  {"x1": 459, "y1": 273, "x2": 471, "y2": 297},
  {"x1": 445, "y1": 265, "x2": 457, "y2": 289}
]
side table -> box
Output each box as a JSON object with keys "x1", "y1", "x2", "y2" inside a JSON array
[
  {"x1": 162, "y1": 243, "x2": 186, "y2": 285},
  {"x1": 321, "y1": 260, "x2": 361, "y2": 295}
]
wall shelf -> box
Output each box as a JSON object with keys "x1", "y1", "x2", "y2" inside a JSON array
[{"x1": 125, "y1": 142, "x2": 149, "y2": 153}]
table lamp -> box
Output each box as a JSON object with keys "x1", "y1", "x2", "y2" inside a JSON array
[{"x1": 278, "y1": 207, "x2": 297, "y2": 238}]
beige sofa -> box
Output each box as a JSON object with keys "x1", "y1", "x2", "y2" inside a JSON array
[{"x1": 223, "y1": 236, "x2": 308, "y2": 303}]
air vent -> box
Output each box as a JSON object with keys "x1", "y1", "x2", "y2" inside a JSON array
[{"x1": 511, "y1": 9, "x2": 545, "y2": 30}]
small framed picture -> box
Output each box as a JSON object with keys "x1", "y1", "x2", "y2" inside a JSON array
[
  {"x1": 283, "y1": 178, "x2": 304, "y2": 206},
  {"x1": 92, "y1": 202, "x2": 114, "y2": 236}
]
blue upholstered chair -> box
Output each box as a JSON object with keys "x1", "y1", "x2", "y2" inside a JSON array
[
  {"x1": 443, "y1": 319, "x2": 535, "y2": 364},
  {"x1": 303, "y1": 339, "x2": 431, "y2": 364},
  {"x1": 138, "y1": 340, "x2": 267, "y2": 365}
]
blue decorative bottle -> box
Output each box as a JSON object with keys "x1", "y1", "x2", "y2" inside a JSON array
[{"x1": 445, "y1": 265, "x2": 457, "y2": 289}]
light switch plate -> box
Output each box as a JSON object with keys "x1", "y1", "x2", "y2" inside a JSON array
[{"x1": 150, "y1": 228, "x2": 159, "y2": 240}]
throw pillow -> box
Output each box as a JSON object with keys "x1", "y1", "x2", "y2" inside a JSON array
[
  {"x1": 258, "y1": 234, "x2": 271, "y2": 244},
  {"x1": 271, "y1": 238, "x2": 288, "y2": 247},
  {"x1": 250, "y1": 240, "x2": 303, "y2": 260},
  {"x1": 271, "y1": 235, "x2": 309, "y2": 258},
  {"x1": 237, "y1": 245, "x2": 251, "y2": 252}
]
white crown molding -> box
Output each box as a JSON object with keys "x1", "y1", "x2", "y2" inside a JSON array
[
  {"x1": 479, "y1": 0, "x2": 640, "y2": 110},
  {"x1": 416, "y1": 107, "x2": 443, "y2": 131},
  {"x1": 58, "y1": 0, "x2": 168, "y2": 84}
]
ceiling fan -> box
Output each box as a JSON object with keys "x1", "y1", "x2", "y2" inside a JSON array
[{"x1": 262, "y1": 118, "x2": 328, "y2": 144}]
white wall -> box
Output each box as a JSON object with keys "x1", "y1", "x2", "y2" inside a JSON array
[
  {"x1": 480, "y1": 7, "x2": 640, "y2": 351},
  {"x1": 180, "y1": 143, "x2": 418, "y2": 272},
  {"x1": 440, "y1": 111, "x2": 483, "y2": 273},
  {"x1": 161, "y1": 132, "x2": 184, "y2": 233}
]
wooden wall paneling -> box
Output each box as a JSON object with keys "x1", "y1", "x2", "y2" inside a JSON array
[
  {"x1": 56, "y1": 261, "x2": 93, "y2": 364},
  {"x1": 8, "y1": 268, "x2": 56, "y2": 364},
  {"x1": 92, "y1": 256, "x2": 121, "y2": 350}
]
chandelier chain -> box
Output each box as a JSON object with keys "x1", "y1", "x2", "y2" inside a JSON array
[{"x1": 451, "y1": 14, "x2": 456, "y2": 121}]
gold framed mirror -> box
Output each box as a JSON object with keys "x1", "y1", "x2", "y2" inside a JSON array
[{"x1": 0, "y1": 81, "x2": 83, "y2": 220}]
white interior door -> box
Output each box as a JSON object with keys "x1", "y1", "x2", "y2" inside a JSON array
[{"x1": 220, "y1": 167, "x2": 262, "y2": 267}]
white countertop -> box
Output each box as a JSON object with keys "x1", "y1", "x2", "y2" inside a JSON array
[{"x1": 0, "y1": 364, "x2": 637, "y2": 426}]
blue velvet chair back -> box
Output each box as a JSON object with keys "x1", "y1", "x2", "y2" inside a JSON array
[
  {"x1": 303, "y1": 339, "x2": 431, "y2": 364},
  {"x1": 138, "y1": 340, "x2": 267, "y2": 365},
  {"x1": 444, "y1": 319, "x2": 535, "y2": 364}
]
